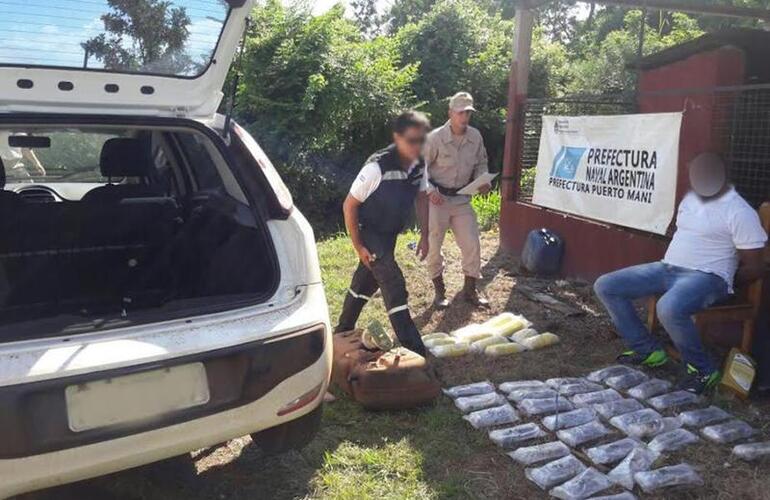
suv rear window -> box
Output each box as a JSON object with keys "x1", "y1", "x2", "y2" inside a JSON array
[{"x1": 0, "y1": 1, "x2": 229, "y2": 77}]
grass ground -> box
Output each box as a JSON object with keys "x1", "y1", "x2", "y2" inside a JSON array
[{"x1": 30, "y1": 229, "x2": 770, "y2": 500}]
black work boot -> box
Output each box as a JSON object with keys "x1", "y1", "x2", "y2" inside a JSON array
[
  {"x1": 463, "y1": 276, "x2": 489, "y2": 308},
  {"x1": 432, "y1": 276, "x2": 450, "y2": 309}
]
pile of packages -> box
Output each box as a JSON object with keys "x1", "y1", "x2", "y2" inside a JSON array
[
  {"x1": 443, "y1": 365, "x2": 769, "y2": 498},
  {"x1": 425, "y1": 312, "x2": 561, "y2": 358}
]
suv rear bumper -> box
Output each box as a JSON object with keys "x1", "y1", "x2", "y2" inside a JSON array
[{"x1": 0, "y1": 325, "x2": 331, "y2": 499}]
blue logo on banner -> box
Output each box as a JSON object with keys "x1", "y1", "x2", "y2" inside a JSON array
[{"x1": 550, "y1": 146, "x2": 587, "y2": 180}]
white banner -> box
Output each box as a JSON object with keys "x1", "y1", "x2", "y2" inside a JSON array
[{"x1": 532, "y1": 113, "x2": 682, "y2": 235}]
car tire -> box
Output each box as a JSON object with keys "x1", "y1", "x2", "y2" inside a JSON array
[{"x1": 250, "y1": 404, "x2": 323, "y2": 455}]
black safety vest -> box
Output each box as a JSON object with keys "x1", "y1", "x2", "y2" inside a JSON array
[{"x1": 359, "y1": 144, "x2": 425, "y2": 234}]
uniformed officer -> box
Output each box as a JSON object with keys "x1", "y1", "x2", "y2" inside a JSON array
[
  {"x1": 423, "y1": 92, "x2": 490, "y2": 308},
  {"x1": 334, "y1": 111, "x2": 431, "y2": 356}
]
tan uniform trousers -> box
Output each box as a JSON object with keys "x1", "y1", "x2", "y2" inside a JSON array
[{"x1": 427, "y1": 200, "x2": 481, "y2": 279}]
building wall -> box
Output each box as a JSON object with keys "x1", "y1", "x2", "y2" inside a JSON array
[{"x1": 500, "y1": 46, "x2": 746, "y2": 282}]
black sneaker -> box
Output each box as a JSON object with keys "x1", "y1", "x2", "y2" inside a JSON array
[
  {"x1": 676, "y1": 364, "x2": 721, "y2": 395},
  {"x1": 616, "y1": 349, "x2": 668, "y2": 368}
]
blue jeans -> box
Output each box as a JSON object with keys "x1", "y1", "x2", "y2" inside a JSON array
[{"x1": 594, "y1": 262, "x2": 728, "y2": 374}]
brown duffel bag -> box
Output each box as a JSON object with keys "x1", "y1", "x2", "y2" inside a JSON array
[
  {"x1": 332, "y1": 330, "x2": 440, "y2": 411},
  {"x1": 331, "y1": 329, "x2": 378, "y2": 396},
  {"x1": 350, "y1": 348, "x2": 440, "y2": 410}
]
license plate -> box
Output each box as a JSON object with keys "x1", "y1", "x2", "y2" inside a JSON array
[{"x1": 66, "y1": 363, "x2": 210, "y2": 432}]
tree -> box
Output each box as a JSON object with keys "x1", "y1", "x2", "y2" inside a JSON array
[
  {"x1": 387, "y1": 0, "x2": 514, "y2": 32},
  {"x1": 568, "y1": 10, "x2": 703, "y2": 94},
  {"x1": 351, "y1": 0, "x2": 382, "y2": 36},
  {"x1": 82, "y1": 0, "x2": 193, "y2": 74},
  {"x1": 234, "y1": 1, "x2": 418, "y2": 233},
  {"x1": 395, "y1": 0, "x2": 568, "y2": 167}
]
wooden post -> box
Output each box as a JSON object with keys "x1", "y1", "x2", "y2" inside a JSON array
[{"x1": 501, "y1": 4, "x2": 534, "y2": 202}]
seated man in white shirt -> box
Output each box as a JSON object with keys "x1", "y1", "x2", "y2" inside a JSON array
[{"x1": 594, "y1": 153, "x2": 768, "y2": 394}]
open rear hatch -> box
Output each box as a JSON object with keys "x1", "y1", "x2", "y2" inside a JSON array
[
  {"x1": 0, "y1": 0, "x2": 255, "y2": 118},
  {"x1": 0, "y1": 120, "x2": 279, "y2": 342}
]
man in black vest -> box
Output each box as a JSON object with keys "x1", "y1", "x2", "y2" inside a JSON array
[{"x1": 334, "y1": 111, "x2": 431, "y2": 356}]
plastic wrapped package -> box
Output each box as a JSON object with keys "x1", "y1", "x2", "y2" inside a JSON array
[
  {"x1": 647, "y1": 391, "x2": 700, "y2": 411},
  {"x1": 679, "y1": 406, "x2": 731, "y2": 428},
  {"x1": 627, "y1": 378, "x2": 672, "y2": 400},
  {"x1": 454, "y1": 392, "x2": 506, "y2": 413},
  {"x1": 609, "y1": 409, "x2": 662, "y2": 432},
  {"x1": 607, "y1": 447, "x2": 660, "y2": 490},
  {"x1": 508, "y1": 387, "x2": 558, "y2": 403},
  {"x1": 430, "y1": 342, "x2": 470, "y2": 358},
  {"x1": 489, "y1": 422, "x2": 547, "y2": 448},
  {"x1": 604, "y1": 371, "x2": 648, "y2": 391},
  {"x1": 558, "y1": 381, "x2": 605, "y2": 397},
  {"x1": 442, "y1": 381, "x2": 495, "y2": 399},
  {"x1": 557, "y1": 420, "x2": 612, "y2": 447},
  {"x1": 469, "y1": 335, "x2": 509, "y2": 353},
  {"x1": 587, "y1": 365, "x2": 638, "y2": 383},
  {"x1": 586, "y1": 438, "x2": 641, "y2": 466},
  {"x1": 701, "y1": 420, "x2": 755, "y2": 444},
  {"x1": 451, "y1": 324, "x2": 492, "y2": 343},
  {"x1": 633, "y1": 463, "x2": 704, "y2": 493},
  {"x1": 422, "y1": 332, "x2": 450, "y2": 342},
  {"x1": 511, "y1": 328, "x2": 539, "y2": 343},
  {"x1": 481, "y1": 312, "x2": 529, "y2": 337},
  {"x1": 732, "y1": 441, "x2": 770, "y2": 461},
  {"x1": 611, "y1": 409, "x2": 681, "y2": 439},
  {"x1": 525, "y1": 454, "x2": 587, "y2": 490},
  {"x1": 648, "y1": 428, "x2": 700, "y2": 453},
  {"x1": 521, "y1": 333, "x2": 561, "y2": 350},
  {"x1": 425, "y1": 337, "x2": 456, "y2": 349},
  {"x1": 587, "y1": 493, "x2": 637, "y2": 500},
  {"x1": 546, "y1": 377, "x2": 586, "y2": 389},
  {"x1": 499, "y1": 379, "x2": 546, "y2": 393},
  {"x1": 486, "y1": 342, "x2": 528, "y2": 357},
  {"x1": 549, "y1": 467, "x2": 613, "y2": 500},
  {"x1": 543, "y1": 407, "x2": 598, "y2": 431},
  {"x1": 640, "y1": 417, "x2": 683, "y2": 438},
  {"x1": 509, "y1": 440, "x2": 571, "y2": 466},
  {"x1": 594, "y1": 398, "x2": 644, "y2": 419},
  {"x1": 518, "y1": 396, "x2": 575, "y2": 416},
  {"x1": 572, "y1": 389, "x2": 622, "y2": 407},
  {"x1": 463, "y1": 403, "x2": 519, "y2": 429}
]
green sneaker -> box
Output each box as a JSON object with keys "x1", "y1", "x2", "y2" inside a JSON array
[
  {"x1": 616, "y1": 349, "x2": 668, "y2": 368},
  {"x1": 676, "y1": 364, "x2": 721, "y2": 394}
]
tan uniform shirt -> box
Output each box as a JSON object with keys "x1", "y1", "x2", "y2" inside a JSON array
[{"x1": 423, "y1": 121, "x2": 488, "y2": 205}]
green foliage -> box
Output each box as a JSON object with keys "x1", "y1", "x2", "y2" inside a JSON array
[
  {"x1": 471, "y1": 190, "x2": 501, "y2": 231},
  {"x1": 388, "y1": 0, "x2": 515, "y2": 31},
  {"x1": 351, "y1": 0, "x2": 383, "y2": 35},
  {"x1": 238, "y1": 1, "x2": 417, "y2": 161},
  {"x1": 568, "y1": 11, "x2": 703, "y2": 94},
  {"x1": 394, "y1": 0, "x2": 568, "y2": 167}
]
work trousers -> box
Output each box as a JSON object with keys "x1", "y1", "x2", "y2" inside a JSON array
[
  {"x1": 335, "y1": 230, "x2": 426, "y2": 356},
  {"x1": 426, "y1": 200, "x2": 481, "y2": 279},
  {"x1": 594, "y1": 262, "x2": 728, "y2": 374}
]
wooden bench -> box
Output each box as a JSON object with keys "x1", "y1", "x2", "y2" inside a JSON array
[{"x1": 647, "y1": 202, "x2": 770, "y2": 354}]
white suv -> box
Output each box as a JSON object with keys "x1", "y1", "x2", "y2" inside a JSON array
[{"x1": 0, "y1": 1, "x2": 331, "y2": 497}]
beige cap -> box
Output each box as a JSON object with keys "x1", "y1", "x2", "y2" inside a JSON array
[{"x1": 449, "y1": 92, "x2": 476, "y2": 112}]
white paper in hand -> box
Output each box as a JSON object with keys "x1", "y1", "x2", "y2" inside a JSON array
[{"x1": 457, "y1": 173, "x2": 498, "y2": 196}]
